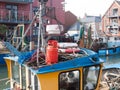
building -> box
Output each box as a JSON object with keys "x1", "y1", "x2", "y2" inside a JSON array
[
  {"x1": 67, "y1": 21, "x2": 81, "y2": 41},
  {"x1": 102, "y1": 0, "x2": 120, "y2": 37},
  {"x1": 46, "y1": 0, "x2": 65, "y2": 25},
  {"x1": 0, "y1": 0, "x2": 37, "y2": 31},
  {"x1": 0, "y1": 0, "x2": 65, "y2": 45},
  {"x1": 65, "y1": 11, "x2": 78, "y2": 30},
  {"x1": 81, "y1": 14, "x2": 101, "y2": 39}
]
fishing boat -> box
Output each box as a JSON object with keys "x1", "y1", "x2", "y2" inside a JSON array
[
  {"x1": 4, "y1": 46, "x2": 104, "y2": 90},
  {"x1": 92, "y1": 36, "x2": 120, "y2": 56},
  {"x1": 89, "y1": 24, "x2": 120, "y2": 56},
  {"x1": 98, "y1": 46, "x2": 120, "y2": 56}
]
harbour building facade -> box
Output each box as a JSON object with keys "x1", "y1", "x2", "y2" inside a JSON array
[{"x1": 0, "y1": 0, "x2": 65, "y2": 47}]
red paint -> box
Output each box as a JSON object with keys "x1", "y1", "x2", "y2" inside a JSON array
[{"x1": 46, "y1": 40, "x2": 58, "y2": 65}]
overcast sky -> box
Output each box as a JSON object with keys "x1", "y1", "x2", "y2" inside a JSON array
[{"x1": 65, "y1": 0, "x2": 115, "y2": 18}]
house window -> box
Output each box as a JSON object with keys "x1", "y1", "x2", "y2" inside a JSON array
[
  {"x1": 6, "y1": 5, "x2": 11, "y2": 9},
  {"x1": 112, "y1": 8, "x2": 118, "y2": 16},
  {"x1": 83, "y1": 65, "x2": 100, "y2": 90},
  {"x1": 6, "y1": 5, "x2": 18, "y2": 20},
  {"x1": 111, "y1": 19, "x2": 118, "y2": 23},
  {"x1": 59, "y1": 70, "x2": 80, "y2": 90}
]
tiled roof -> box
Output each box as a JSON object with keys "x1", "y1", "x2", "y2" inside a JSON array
[{"x1": 116, "y1": 0, "x2": 120, "y2": 5}]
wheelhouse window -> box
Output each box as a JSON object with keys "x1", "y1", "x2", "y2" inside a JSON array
[
  {"x1": 30, "y1": 73, "x2": 39, "y2": 90},
  {"x1": 21, "y1": 66, "x2": 26, "y2": 89},
  {"x1": 34, "y1": 75, "x2": 39, "y2": 90},
  {"x1": 12, "y1": 61, "x2": 20, "y2": 83},
  {"x1": 83, "y1": 65, "x2": 100, "y2": 90},
  {"x1": 59, "y1": 70, "x2": 80, "y2": 90}
]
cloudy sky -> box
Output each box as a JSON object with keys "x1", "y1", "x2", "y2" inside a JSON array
[{"x1": 65, "y1": 0, "x2": 115, "y2": 17}]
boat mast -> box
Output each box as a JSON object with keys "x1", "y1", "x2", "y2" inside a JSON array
[{"x1": 37, "y1": 0, "x2": 48, "y2": 66}]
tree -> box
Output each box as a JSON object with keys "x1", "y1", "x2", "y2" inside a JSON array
[
  {"x1": 0, "y1": 24, "x2": 7, "y2": 34},
  {"x1": 0, "y1": 24, "x2": 7, "y2": 40}
]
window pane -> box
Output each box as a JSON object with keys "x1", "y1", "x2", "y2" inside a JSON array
[
  {"x1": 34, "y1": 75, "x2": 39, "y2": 90},
  {"x1": 83, "y1": 65, "x2": 100, "y2": 90},
  {"x1": 12, "y1": 61, "x2": 20, "y2": 83},
  {"x1": 21, "y1": 66, "x2": 26, "y2": 89},
  {"x1": 59, "y1": 70, "x2": 80, "y2": 90}
]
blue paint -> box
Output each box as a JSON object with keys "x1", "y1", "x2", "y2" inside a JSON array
[
  {"x1": 4, "y1": 48, "x2": 104, "y2": 74},
  {"x1": 31, "y1": 49, "x2": 104, "y2": 74},
  {"x1": 0, "y1": 54, "x2": 8, "y2": 65},
  {"x1": 98, "y1": 46, "x2": 120, "y2": 56}
]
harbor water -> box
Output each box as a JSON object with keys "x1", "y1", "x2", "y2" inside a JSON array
[
  {"x1": 100, "y1": 54, "x2": 120, "y2": 68},
  {"x1": 0, "y1": 65, "x2": 10, "y2": 89},
  {"x1": 0, "y1": 54, "x2": 120, "y2": 89}
]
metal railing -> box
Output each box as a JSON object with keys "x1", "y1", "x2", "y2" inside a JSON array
[
  {"x1": 0, "y1": 0, "x2": 33, "y2": 3},
  {"x1": 108, "y1": 14, "x2": 120, "y2": 18},
  {"x1": 0, "y1": 9, "x2": 32, "y2": 24}
]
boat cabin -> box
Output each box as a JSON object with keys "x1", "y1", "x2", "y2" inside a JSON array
[{"x1": 4, "y1": 48, "x2": 103, "y2": 90}]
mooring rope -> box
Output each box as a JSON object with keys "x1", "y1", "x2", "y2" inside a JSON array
[{"x1": 0, "y1": 78, "x2": 9, "y2": 82}]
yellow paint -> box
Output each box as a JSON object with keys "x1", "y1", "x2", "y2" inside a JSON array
[
  {"x1": 36, "y1": 66, "x2": 103, "y2": 90},
  {"x1": 36, "y1": 68, "x2": 82, "y2": 90},
  {"x1": 5, "y1": 59, "x2": 12, "y2": 78},
  {"x1": 95, "y1": 64, "x2": 103, "y2": 90},
  {"x1": 37, "y1": 71, "x2": 60, "y2": 90},
  {"x1": 79, "y1": 68, "x2": 83, "y2": 90}
]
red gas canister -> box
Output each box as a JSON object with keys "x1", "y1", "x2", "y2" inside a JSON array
[{"x1": 46, "y1": 40, "x2": 58, "y2": 65}]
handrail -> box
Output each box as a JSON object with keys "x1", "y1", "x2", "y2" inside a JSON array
[{"x1": 0, "y1": 9, "x2": 31, "y2": 23}]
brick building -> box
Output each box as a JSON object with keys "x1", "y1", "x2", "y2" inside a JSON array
[
  {"x1": 65, "y1": 11, "x2": 77, "y2": 30},
  {"x1": 0, "y1": 0, "x2": 65, "y2": 39},
  {"x1": 102, "y1": 0, "x2": 120, "y2": 37}
]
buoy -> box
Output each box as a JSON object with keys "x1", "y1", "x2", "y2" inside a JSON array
[
  {"x1": 65, "y1": 48, "x2": 80, "y2": 53},
  {"x1": 46, "y1": 40, "x2": 58, "y2": 65}
]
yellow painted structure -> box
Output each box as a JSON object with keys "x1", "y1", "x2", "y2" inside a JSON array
[
  {"x1": 5, "y1": 59, "x2": 12, "y2": 78},
  {"x1": 36, "y1": 65, "x2": 103, "y2": 90},
  {"x1": 5, "y1": 58, "x2": 103, "y2": 90}
]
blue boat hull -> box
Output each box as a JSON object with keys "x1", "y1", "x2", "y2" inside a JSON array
[
  {"x1": 98, "y1": 46, "x2": 120, "y2": 56},
  {"x1": 0, "y1": 54, "x2": 8, "y2": 65}
]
